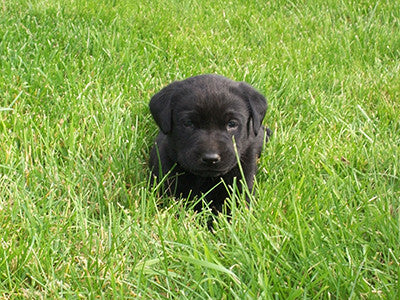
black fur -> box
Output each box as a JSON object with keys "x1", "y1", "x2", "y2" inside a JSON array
[{"x1": 149, "y1": 74, "x2": 270, "y2": 213}]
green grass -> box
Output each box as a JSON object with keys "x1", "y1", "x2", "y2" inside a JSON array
[{"x1": 1, "y1": 0, "x2": 399, "y2": 298}]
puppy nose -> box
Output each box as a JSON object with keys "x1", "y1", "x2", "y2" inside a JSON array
[{"x1": 201, "y1": 153, "x2": 221, "y2": 164}]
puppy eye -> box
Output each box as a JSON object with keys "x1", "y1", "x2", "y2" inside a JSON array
[
  {"x1": 183, "y1": 120, "x2": 194, "y2": 128},
  {"x1": 227, "y1": 120, "x2": 239, "y2": 130}
]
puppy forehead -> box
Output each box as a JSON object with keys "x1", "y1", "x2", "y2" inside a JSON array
[{"x1": 175, "y1": 92, "x2": 248, "y2": 118}]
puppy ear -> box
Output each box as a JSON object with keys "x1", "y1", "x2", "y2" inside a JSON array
[
  {"x1": 238, "y1": 82, "x2": 267, "y2": 136},
  {"x1": 149, "y1": 82, "x2": 180, "y2": 134}
]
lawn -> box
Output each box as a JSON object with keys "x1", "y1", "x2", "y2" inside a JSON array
[{"x1": 1, "y1": 0, "x2": 399, "y2": 298}]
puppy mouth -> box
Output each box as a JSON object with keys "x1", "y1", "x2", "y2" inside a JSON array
[
  {"x1": 186, "y1": 166, "x2": 232, "y2": 178},
  {"x1": 177, "y1": 155, "x2": 236, "y2": 177}
]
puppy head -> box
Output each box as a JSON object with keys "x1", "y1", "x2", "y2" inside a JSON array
[{"x1": 150, "y1": 74, "x2": 267, "y2": 177}]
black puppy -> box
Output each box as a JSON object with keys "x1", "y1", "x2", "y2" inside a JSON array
[{"x1": 149, "y1": 74, "x2": 270, "y2": 213}]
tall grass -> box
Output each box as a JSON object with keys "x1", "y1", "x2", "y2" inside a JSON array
[{"x1": 1, "y1": 0, "x2": 399, "y2": 298}]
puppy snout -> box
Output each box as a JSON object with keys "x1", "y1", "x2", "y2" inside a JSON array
[{"x1": 201, "y1": 152, "x2": 221, "y2": 165}]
